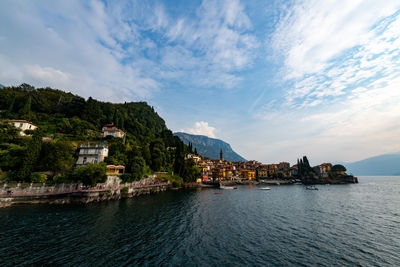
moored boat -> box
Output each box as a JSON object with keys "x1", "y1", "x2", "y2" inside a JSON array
[
  {"x1": 220, "y1": 185, "x2": 237, "y2": 190},
  {"x1": 306, "y1": 186, "x2": 318, "y2": 190}
]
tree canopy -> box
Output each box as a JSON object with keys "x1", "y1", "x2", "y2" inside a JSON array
[{"x1": 0, "y1": 84, "x2": 197, "y2": 183}]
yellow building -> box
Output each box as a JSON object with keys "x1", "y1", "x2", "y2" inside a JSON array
[
  {"x1": 242, "y1": 170, "x2": 255, "y2": 180},
  {"x1": 106, "y1": 165, "x2": 125, "y2": 175}
]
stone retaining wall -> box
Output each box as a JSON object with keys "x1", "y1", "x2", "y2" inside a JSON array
[{"x1": 0, "y1": 176, "x2": 170, "y2": 208}]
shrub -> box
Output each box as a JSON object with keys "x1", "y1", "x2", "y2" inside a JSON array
[
  {"x1": 121, "y1": 187, "x2": 129, "y2": 194},
  {"x1": 53, "y1": 174, "x2": 66, "y2": 183},
  {"x1": 30, "y1": 172, "x2": 47, "y2": 183},
  {"x1": 172, "y1": 181, "x2": 181, "y2": 187},
  {"x1": 121, "y1": 173, "x2": 140, "y2": 183}
]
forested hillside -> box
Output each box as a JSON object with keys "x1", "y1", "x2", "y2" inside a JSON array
[{"x1": 0, "y1": 84, "x2": 198, "y2": 185}]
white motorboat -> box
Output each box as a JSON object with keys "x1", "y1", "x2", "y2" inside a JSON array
[
  {"x1": 306, "y1": 186, "x2": 318, "y2": 190},
  {"x1": 220, "y1": 185, "x2": 237, "y2": 190},
  {"x1": 259, "y1": 187, "x2": 271, "y2": 190}
]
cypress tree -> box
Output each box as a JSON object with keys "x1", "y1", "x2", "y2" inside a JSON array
[
  {"x1": 20, "y1": 95, "x2": 31, "y2": 115},
  {"x1": 174, "y1": 139, "x2": 185, "y2": 176}
]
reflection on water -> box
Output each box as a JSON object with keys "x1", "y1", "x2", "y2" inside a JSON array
[{"x1": 1, "y1": 176, "x2": 399, "y2": 266}]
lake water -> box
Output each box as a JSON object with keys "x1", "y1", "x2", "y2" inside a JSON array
[{"x1": 1, "y1": 176, "x2": 399, "y2": 266}]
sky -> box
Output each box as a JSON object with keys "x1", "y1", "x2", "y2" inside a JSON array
[{"x1": 1, "y1": 0, "x2": 400, "y2": 165}]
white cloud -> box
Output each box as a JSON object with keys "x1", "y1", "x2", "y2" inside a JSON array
[
  {"x1": 151, "y1": 0, "x2": 259, "y2": 88},
  {"x1": 0, "y1": 0, "x2": 160, "y2": 102},
  {"x1": 271, "y1": 0, "x2": 400, "y2": 79},
  {"x1": 24, "y1": 64, "x2": 70, "y2": 85},
  {"x1": 180, "y1": 121, "x2": 217, "y2": 138},
  {"x1": 266, "y1": 1, "x2": 400, "y2": 109},
  {"x1": 0, "y1": 0, "x2": 260, "y2": 101},
  {"x1": 246, "y1": 2, "x2": 400, "y2": 163}
]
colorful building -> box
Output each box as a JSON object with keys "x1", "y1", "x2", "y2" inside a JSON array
[{"x1": 106, "y1": 165, "x2": 125, "y2": 175}]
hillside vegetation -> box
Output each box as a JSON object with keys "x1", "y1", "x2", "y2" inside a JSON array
[{"x1": 0, "y1": 84, "x2": 199, "y2": 184}]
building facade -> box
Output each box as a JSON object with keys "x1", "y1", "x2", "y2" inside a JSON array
[
  {"x1": 102, "y1": 124, "x2": 125, "y2": 138},
  {"x1": 9, "y1": 119, "x2": 37, "y2": 136},
  {"x1": 76, "y1": 143, "x2": 109, "y2": 165}
]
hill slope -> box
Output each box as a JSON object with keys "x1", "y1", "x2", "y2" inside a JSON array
[
  {"x1": 346, "y1": 152, "x2": 400, "y2": 176},
  {"x1": 174, "y1": 132, "x2": 246, "y2": 162},
  {"x1": 0, "y1": 83, "x2": 176, "y2": 146}
]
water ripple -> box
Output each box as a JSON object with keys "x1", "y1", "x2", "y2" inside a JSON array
[{"x1": 1, "y1": 177, "x2": 400, "y2": 266}]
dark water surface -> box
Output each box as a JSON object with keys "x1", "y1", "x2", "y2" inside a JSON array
[{"x1": 1, "y1": 176, "x2": 399, "y2": 266}]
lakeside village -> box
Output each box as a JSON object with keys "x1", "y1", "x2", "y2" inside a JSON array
[
  {"x1": 187, "y1": 150, "x2": 358, "y2": 186},
  {"x1": 0, "y1": 119, "x2": 357, "y2": 207}
]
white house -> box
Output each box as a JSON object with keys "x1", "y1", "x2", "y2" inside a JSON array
[
  {"x1": 9, "y1": 119, "x2": 37, "y2": 136},
  {"x1": 102, "y1": 123, "x2": 125, "y2": 138},
  {"x1": 76, "y1": 143, "x2": 109, "y2": 166}
]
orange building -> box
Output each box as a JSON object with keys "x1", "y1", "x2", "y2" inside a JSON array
[{"x1": 241, "y1": 170, "x2": 256, "y2": 180}]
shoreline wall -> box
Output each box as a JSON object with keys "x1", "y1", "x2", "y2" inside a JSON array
[{"x1": 0, "y1": 178, "x2": 170, "y2": 208}]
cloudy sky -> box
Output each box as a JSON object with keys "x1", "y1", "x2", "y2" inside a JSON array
[{"x1": 1, "y1": 0, "x2": 400, "y2": 165}]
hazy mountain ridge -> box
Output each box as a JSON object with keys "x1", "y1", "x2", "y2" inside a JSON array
[
  {"x1": 174, "y1": 132, "x2": 246, "y2": 162},
  {"x1": 345, "y1": 152, "x2": 400, "y2": 176}
]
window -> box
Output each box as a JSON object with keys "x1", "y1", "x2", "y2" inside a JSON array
[
  {"x1": 19, "y1": 123, "x2": 23, "y2": 127},
  {"x1": 83, "y1": 157, "x2": 87, "y2": 164}
]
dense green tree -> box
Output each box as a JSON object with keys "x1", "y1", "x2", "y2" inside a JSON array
[
  {"x1": 141, "y1": 145, "x2": 151, "y2": 166},
  {"x1": 0, "y1": 121, "x2": 20, "y2": 143},
  {"x1": 20, "y1": 95, "x2": 32, "y2": 116},
  {"x1": 174, "y1": 137, "x2": 185, "y2": 177},
  {"x1": 332, "y1": 164, "x2": 346, "y2": 172},
  {"x1": 18, "y1": 129, "x2": 43, "y2": 181},
  {"x1": 296, "y1": 156, "x2": 315, "y2": 177},
  {"x1": 150, "y1": 138, "x2": 165, "y2": 171},
  {"x1": 0, "y1": 144, "x2": 26, "y2": 173},
  {"x1": 69, "y1": 163, "x2": 107, "y2": 186},
  {"x1": 128, "y1": 156, "x2": 145, "y2": 180},
  {"x1": 182, "y1": 158, "x2": 201, "y2": 182},
  {"x1": 38, "y1": 140, "x2": 75, "y2": 175},
  {"x1": 8, "y1": 93, "x2": 16, "y2": 113}
]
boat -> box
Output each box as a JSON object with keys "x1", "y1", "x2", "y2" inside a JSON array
[
  {"x1": 306, "y1": 186, "x2": 318, "y2": 190},
  {"x1": 214, "y1": 192, "x2": 223, "y2": 194},
  {"x1": 220, "y1": 185, "x2": 237, "y2": 190},
  {"x1": 259, "y1": 187, "x2": 271, "y2": 190}
]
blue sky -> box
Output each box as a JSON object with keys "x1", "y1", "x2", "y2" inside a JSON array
[{"x1": 1, "y1": 0, "x2": 400, "y2": 165}]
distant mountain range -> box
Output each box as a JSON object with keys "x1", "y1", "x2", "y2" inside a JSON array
[
  {"x1": 345, "y1": 152, "x2": 400, "y2": 176},
  {"x1": 174, "y1": 132, "x2": 246, "y2": 162},
  {"x1": 0, "y1": 84, "x2": 4, "y2": 88}
]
